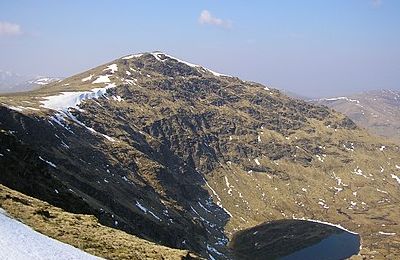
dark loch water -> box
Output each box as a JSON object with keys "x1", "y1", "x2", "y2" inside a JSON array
[
  {"x1": 281, "y1": 229, "x2": 360, "y2": 260},
  {"x1": 229, "y1": 219, "x2": 360, "y2": 260}
]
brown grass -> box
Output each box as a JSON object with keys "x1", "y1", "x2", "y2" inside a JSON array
[{"x1": 0, "y1": 184, "x2": 200, "y2": 260}]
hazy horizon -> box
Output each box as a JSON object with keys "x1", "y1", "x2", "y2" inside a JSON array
[{"x1": 1, "y1": 0, "x2": 399, "y2": 97}]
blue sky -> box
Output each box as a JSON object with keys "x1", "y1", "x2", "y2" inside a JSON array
[{"x1": 0, "y1": 0, "x2": 399, "y2": 97}]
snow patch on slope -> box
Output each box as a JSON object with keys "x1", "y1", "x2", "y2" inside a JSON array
[
  {"x1": 92, "y1": 75, "x2": 111, "y2": 84},
  {"x1": 0, "y1": 208, "x2": 101, "y2": 260},
  {"x1": 40, "y1": 84, "x2": 116, "y2": 111},
  {"x1": 103, "y1": 64, "x2": 118, "y2": 74},
  {"x1": 40, "y1": 83, "x2": 117, "y2": 142},
  {"x1": 81, "y1": 75, "x2": 93, "y2": 82}
]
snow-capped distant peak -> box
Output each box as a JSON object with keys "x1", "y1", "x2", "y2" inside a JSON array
[{"x1": 29, "y1": 77, "x2": 62, "y2": 86}]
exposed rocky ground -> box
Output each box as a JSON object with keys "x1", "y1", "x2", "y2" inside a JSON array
[
  {"x1": 0, "y1": 52, "x2": 399, "y2": 259},
  {"x1": 314, "y1": 90, "x2": 400, "y2": 144}
]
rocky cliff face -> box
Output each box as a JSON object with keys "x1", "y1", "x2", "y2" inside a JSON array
[{"x1": 0, "y1": 52, "x2": 399, "y2": 259}]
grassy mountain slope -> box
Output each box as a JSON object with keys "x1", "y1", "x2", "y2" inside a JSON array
[{"x1": 0, "y1": 52, "x2": 399, "y2": 259}]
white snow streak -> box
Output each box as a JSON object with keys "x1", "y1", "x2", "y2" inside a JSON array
[
  {"x1": 151, "y1": 51, "x2": 230, "y2": 77},
  {"x1": 202, "y1": 177, "x2": 233, "y2": 217},
  {"x1": 378, "y1": 231, "x2": 396, "y2": 236},
  {"x1": 135, "y1": 201, "x2": 161, "y2": 221},
  {"x1": 391, "y1": 174, "x2": 400, "y2": 185},
  {"x1": 352, "y1": 168, "x2": 370, "y2": 179},
  {"x1": 38, "y1": 156, "x2": 57, "y2": 168},
  {"x1": 122, "y1": 54, "x2": 143, "y2": 59},
  {"x1": 135, "y1": 201, "x2": 147, "y2": 212},
  {"x1": 224, "y1": 176, "x2": 232, "y2": 195},
  {"x1": 293, "y1": 217, "x2": 358, "y2": 235},
  {"x1": 5, "y1": 105, "x2": 24, "y2": 112},
  {"x1": 112, "y1": 95, "x2": 123, "y2": 102}
]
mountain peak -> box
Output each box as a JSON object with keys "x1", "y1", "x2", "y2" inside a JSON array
[
  {"x1": 1, "y1": 50, "x2": 400, "y2": 259},
  {"x1": 0, "y1": 51, "x2": 242, "y2": 115},
  {"x1": 121, "y1": 51, "x2": 230, "y2": 77}
]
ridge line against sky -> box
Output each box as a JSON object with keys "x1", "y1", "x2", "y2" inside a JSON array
[{"x1": 0, "y1": 0, "x2": 399, "y2": 97}]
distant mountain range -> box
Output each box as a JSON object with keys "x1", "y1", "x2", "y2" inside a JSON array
[
  {"x1": 314, "y1": 90, "x2": 400, "y2": 144},
  {"x1": 0, "y1": 70, "x2": 62, "y2": 93}
]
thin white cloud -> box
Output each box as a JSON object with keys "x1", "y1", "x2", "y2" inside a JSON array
[
  {"x1": 0, "y1": 21, "x2": 22, "y2": 36},
  {"x1": 198, "y1": 10, "x2": 232, "y2": 28},
  {"x1": 371, "y1": 0, "x2": 382, "y2": 7}
]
